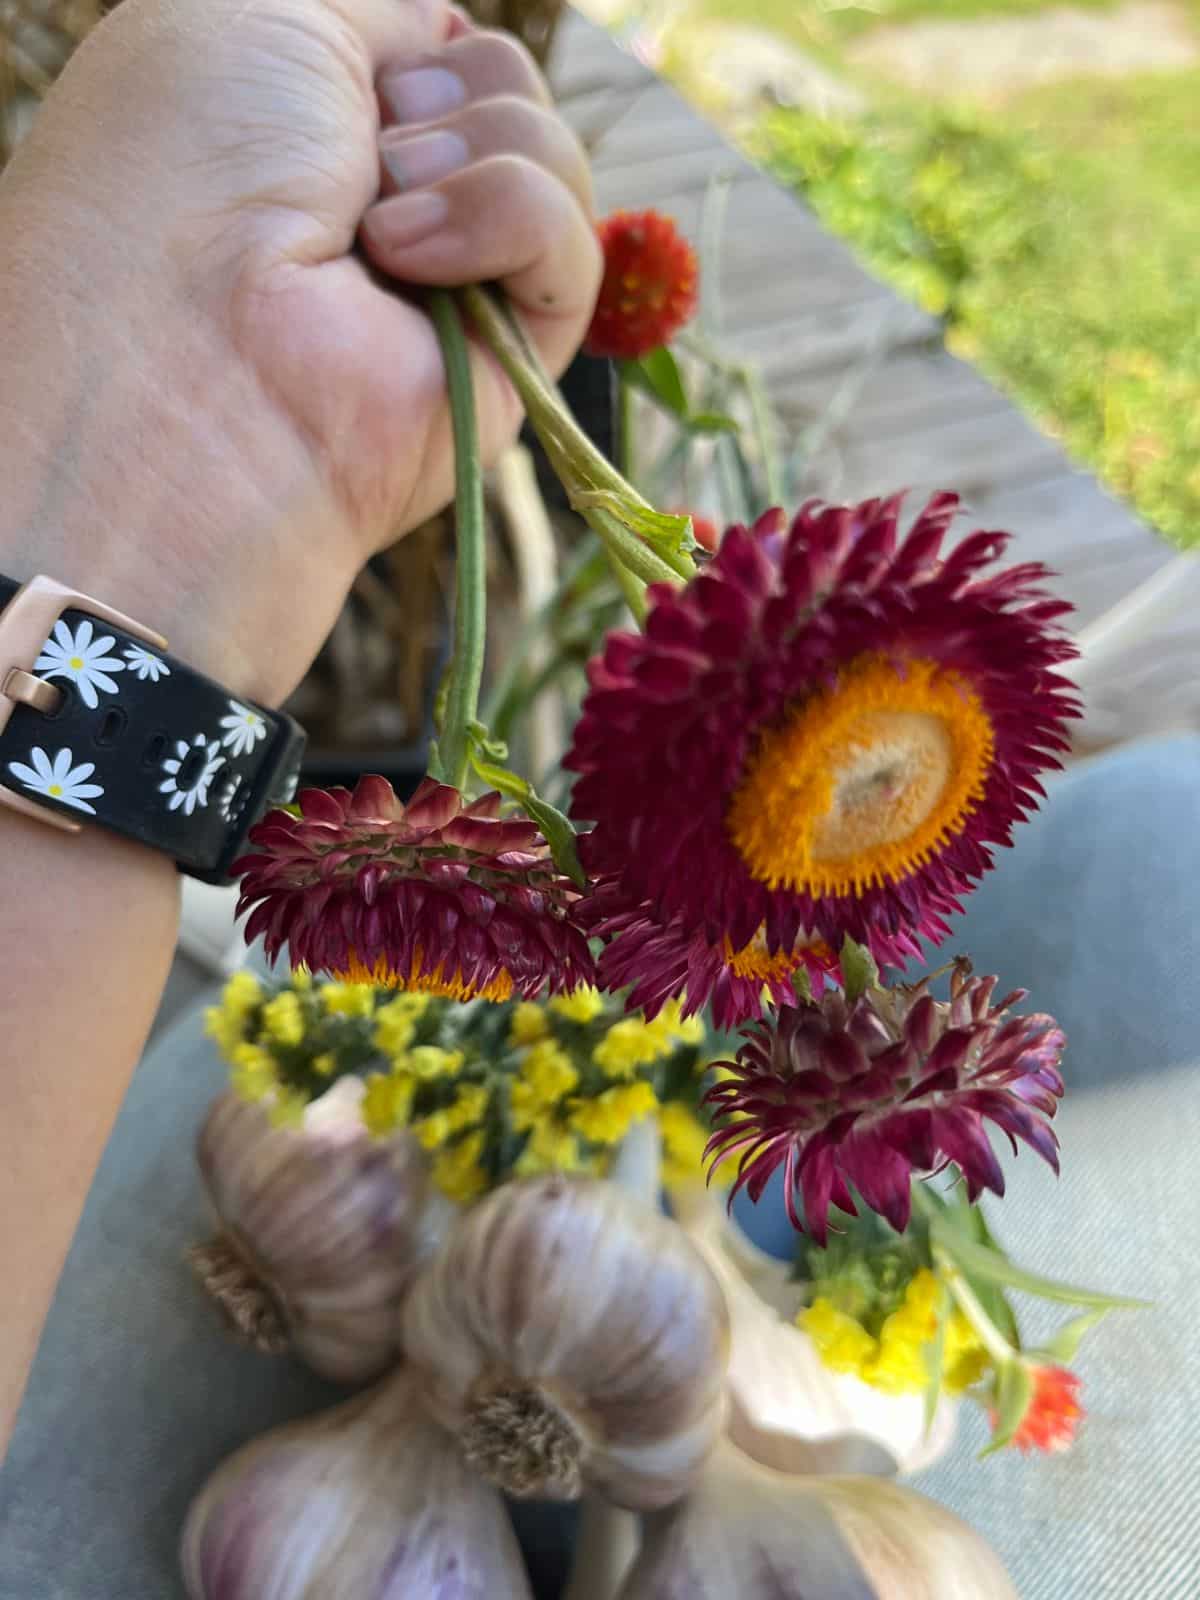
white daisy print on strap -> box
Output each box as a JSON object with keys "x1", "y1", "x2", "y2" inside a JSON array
[
  {"x1": 219, "y1": 699, "x2": 268, "y2": 758},
  {"x1": 7, "y1": 747, "x2": 104, "y2": 814},
  {"x1": 34, "y1": 619, "x2": 125, "y2": 709},
  {"x1": 124, "y1": 644, "x2": 170, "y2": 682},
  {"x1": 160, "y1": 735, "x2": 225, "y2": 816}
]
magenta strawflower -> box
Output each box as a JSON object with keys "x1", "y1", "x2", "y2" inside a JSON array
[
  {"x1": 704, "y1": 967, "x2": 1066, "y2": 1242},
  {"x1": 566, "y1": 495, "x2": 1079, "y2": 970},
  {"x1": 582, "y1": 876, "x2": 839, "y2": 1030},
  {"x1": 235, "y1": 776, "x2": 594, "y2": 1001}
]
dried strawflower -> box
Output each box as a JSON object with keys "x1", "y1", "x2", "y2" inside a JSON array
[
  {"x1": 704, "y1": 968, "x2": 1066, "y2": 1242},
  {"x1": 236, "y1": 775, "x2": 593, "y2": 1001},
  {"x1": 567, "y1": 495, "x2": 1079, "y2": 973},
  {"x1": 585, "y1": 209, "x2": 698, "y2": 360}
]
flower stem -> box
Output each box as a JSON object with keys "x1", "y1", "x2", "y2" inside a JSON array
[
  {"x1": 460, "y1": 286, "x2": 694, "y2": 591},
  {"x1": 430, "y1": 290, "x2": 487, "y2": 791},
  {"x1": 617, "y1": 366, "x2": 637, "y2": 484},
  {"x1": 934, "y1": 1246, "x2": 1017, "y2": 1368}
]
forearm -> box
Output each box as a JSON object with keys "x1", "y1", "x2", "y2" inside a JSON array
[{"x1": 0, "y1": 817, "x2": 178, "y2": 1449}]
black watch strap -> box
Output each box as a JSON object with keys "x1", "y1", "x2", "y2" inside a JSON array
[{"x1": 0, "y1": 574, "x2": 306, "y2": 884}]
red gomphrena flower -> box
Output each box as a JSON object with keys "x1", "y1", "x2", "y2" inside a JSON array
[
  {"x1": 235, "y1": 776, "x2": 594, "y2": 1002},
  {"x1": 566, "y1": 494, "x2": 1079, "y2": 971},
  {"x1": 1002, "y1": 1365, "x2": 1084, "y2": 1454},
  {"x1": 585, "y1": 209, "x2": 698, "y2": 361},
  {"x1": 704, "y1": 966, "x2": 1065, "y2": 1242}
]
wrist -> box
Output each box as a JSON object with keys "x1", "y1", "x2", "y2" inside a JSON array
[{"x1": 0, "y1": 201, "x2": 354, "y2": 707}]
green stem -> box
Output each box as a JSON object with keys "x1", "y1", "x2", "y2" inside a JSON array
[
  {"x1": 618, "y1": 367, "x2": 637, "y2": 484},
  {"x1": 460, "y1": 286, "x2": 694, "y2": 594},
  {"x1": 430, "y1": 290, "x2": 486, "y2": 791},
  {"x1": 934, "y1": 1247, "x2": 1017, "y2": 1368}
]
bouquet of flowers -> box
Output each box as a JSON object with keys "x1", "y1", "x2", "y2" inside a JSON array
[{"x1": 185, "y1": 210, "x2": 1143, "y2": 1598}]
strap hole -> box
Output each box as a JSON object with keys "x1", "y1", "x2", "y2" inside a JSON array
[
  {"x1": 143, "y1": 732, "x2": 167, "y2": 769},
  {"x1": 95, "y1": 707, "x2": 128, "y2": 748}
]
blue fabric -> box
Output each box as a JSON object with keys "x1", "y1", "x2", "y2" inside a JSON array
[{"x1": 2, "y1": 736, "x2": 1198, "y2": 1598}]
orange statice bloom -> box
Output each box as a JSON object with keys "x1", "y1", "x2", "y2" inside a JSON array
[{"x1": 1008, "y1": 1365, "x2": 1085, "y2": 1454}]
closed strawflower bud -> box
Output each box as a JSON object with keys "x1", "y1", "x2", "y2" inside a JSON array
[
  {"x1": 401, "y1": 1173, "x2": 730, "y2": 1510},
  {"x1": 191, "y1": 1078, "x2": 452, "y2": 1383},
  {"x1": 181, "y1": 1369, "x2": 534, "y2": 1599}
]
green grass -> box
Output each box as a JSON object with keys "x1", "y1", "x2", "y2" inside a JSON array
[
  {"x1": 750, "y1": 68, "x2": 1200, "y2": 547},
  {"x1": 673, "y1": 0, "x2": 1122, "y2": 50}
]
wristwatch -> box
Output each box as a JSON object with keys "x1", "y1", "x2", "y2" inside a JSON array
[{"x1": 0, "y1": 574, "x2": 306, "y2": 884}]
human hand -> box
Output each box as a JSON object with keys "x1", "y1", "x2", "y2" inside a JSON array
[{"x1": 0, "y1": 0, "x2": 599, "y2": 702}]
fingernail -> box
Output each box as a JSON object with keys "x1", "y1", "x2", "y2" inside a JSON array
[
  {"x1": 383, "y1": 66, "x2": 467, "y2": 123},
  {"x1": 370, "y1": 189, "x2": 450, "y2": 246},
  {"x1": 382, "y1": 128, "x2": 469, "y2": 191}
]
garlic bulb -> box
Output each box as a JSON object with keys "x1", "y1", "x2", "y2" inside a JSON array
[
  {"x1": 401, "y1": 1173, "x2": 730, "y2": 1510},
  {"x1": 181, "y1": 1368, "x2": 534, "y2": 1599},
  {"x1": 618, "y1": 1440, "x2": 1017, "y2": 1599},
  {"x1": 673, "y1": 1189, "x2": 957, "y2": 1475},
  {"x1": 192, "y1": 1078, "x2": 452, "y2": 1382}
]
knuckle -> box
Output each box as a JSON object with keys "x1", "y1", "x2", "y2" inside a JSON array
[{"x1": 450, "y1": 27, "x2": 549, "y2": 102}]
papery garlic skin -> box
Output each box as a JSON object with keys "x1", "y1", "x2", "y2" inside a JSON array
[
  {"x1": 673, "y1": 1190, "x2": 957, "y2": 1475},
  {"x1": 193, "y1": 1080, "x2": 452, "y2": 1382},
  {"x1": 181, "y1": 1369, "x2": 534, "y2": 1600},
  {"x1": 402, "y1": 1174, "x2": 730, "y2": 1511},
  {"x1": 618, "y1": 1441, "x2": 1017, "y2": 1600}
]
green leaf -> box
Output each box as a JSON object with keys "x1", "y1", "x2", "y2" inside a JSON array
[
  {"x1": 930, "y1": 1220, "x2": 1150, "y2": 1311},
  {"x1": 840, "y1": 936, "x2": 879, "y2": 1004},
  {"x1": 924, "y1": 1279, "x2": 951, "y2": 1435},
  {"x1": 791, "y1": 965, "x2": 814, "y2": 1005},
  {"x1": 687, "y1": 410, "x2": 741, "y2": 435},
  {"x1": 1042, "y1": 1308, "x2": 1112, "y2": 1364},
  {"x1": 574, "y1": 490, "x2": 698, "y2": 573},
  {"x1": 622, "y1": 349, "x2": 689, "y2": 418},
  {"x1": 467, "y1": 743, "x2": 586, "y2": 890},
  {"x1": 981, "y1": 1360, "x2": 1034, "y2": 1457}
]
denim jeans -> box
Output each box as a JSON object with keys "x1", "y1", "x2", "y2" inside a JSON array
[{"x1": 3, "y1": 737, "x2": 1198, "y2": 1598}]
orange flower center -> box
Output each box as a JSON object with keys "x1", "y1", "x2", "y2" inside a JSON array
[
  {"x1": 339, "y1": 949, "x2": 515, "y2": 1003},
  {"x1": 721, "y1": 928, "x2": 831, "y2": 982},
  {"x1": 725, "y1": 654, "x2": 995, "y2": 897}
]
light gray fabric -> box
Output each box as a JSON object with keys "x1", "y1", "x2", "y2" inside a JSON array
[{"x1": 3, "y1": 735, "x2": 1198, "y2": 1597}]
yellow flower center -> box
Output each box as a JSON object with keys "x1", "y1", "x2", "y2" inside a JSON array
[
  {"x1": 340, "y1": 948, "x2": 515, "y2": 1003},
  {"x1": 722, "y1": 927, "x2": 832, "y2": 981},
  {"x1": 69, "y1": 656, "x2": 84, "y2": 670},
  {"x1": 725, "y1": 654, "x2": 995, "y2": 897},
  {"x1": 48, "y1": 783, "x2": 63, "y2": 797}
]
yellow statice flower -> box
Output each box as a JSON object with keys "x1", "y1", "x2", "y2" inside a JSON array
[
  {"x1": 515, "y1": 1119, "x2": 588, "y2": 1177},
  {"x1": 801, "y1": 1298, "x2": 879, "y2": 1376},
  {"x1": 944, "y1": 1310, "x2": 990, "y2": 1393},
  {"x1": 414, "y1": 1083, "x2": 490, "y2": 1151},
  {"x1": 568, "y1": 1081, "x2": 658, "y2": 1145},
  {"x1": 509, "y1": 1002, "x2": 550, "y2": 1046},
  {"x1": 509, "y1": 1040, "x2": 579, "y2": 1133},
  {"x1": 290, "y1": 966, "x2": 313, "y2": 991},
  {"x1": 373, "y1": 992, "x2": 431, "y2": 1056},
  {"x1": 227, "y1": 1041, "x2": 280, "y2": 1102},
  {"x1": 312, "y1": 1052, "x2": 338, "y2": 1077},
  {"x1": 362, "y1": 1070, "x2": 416, "y2": 1136},
  {"x1": 261, "y1": 990, "x2": 306, "y2": 1048},
  {"x1": 267, "y1": 1087, "x2": 308, "y2": 1129},
  {"x1": 802, "y1": 1269, "x2": 989, "y2": 1397},
  {"x1": 403, "y1": 1046, "x2": 465, "y2": 1081},
  {"x1": 593, "y1": 1000, "x2": 705, "y2": 1080},
  {"x1": 548, "y1": 986, "x2": 605, "y2": 1024},
  {"x1": 592, "y1": 1019, "x2": 663, "y2": 1079},
  {"x1": 658, "y1": 1101, "x2": 711, "y2": 1191},
  {"x1": 320, "y1": 980, "x2": 377, "y2": 1018},
  {"x1": 432, "y1": 1131, "x2": 488, "y2": 1203},
  {"x1": 204, "y1": 969, "x2": 264, "y2": 1055}
]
